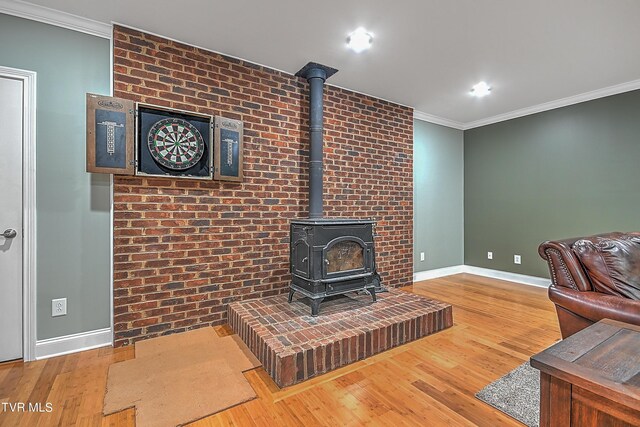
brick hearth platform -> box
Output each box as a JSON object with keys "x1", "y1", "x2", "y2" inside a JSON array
[{"x1": 228, "y1": 288, "x2": 453, "y2": 387}]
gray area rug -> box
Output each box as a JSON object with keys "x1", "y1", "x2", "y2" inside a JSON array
[{"x1": 476, "y1": 362, "x2": 540, "y2": 427}]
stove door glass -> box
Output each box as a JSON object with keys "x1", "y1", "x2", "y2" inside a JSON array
[{"x1": 326, "y1": 240, "x2": 364, "y2": 273}]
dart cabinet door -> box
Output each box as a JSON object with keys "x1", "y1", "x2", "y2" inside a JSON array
[
  {"x1": 86, "y1": 93, "x2": 135, "y2": 175},
  {"x1": 214, "y1": 116, "x2": 244, "y2": 182}
]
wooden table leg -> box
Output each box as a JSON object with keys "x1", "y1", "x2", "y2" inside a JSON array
[
  {"x1": 541, "y1": 372, "x2": 572, "y2": 427},
  {"x1": 540, "y1": 372, "x2": 551, "y2": 427}
]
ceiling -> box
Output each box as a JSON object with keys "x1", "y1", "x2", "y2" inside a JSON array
[{"x1": 14, "y1": 0, "x2": 640, "y2": 128}]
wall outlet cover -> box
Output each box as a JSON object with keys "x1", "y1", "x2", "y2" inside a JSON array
[
  {"x1": 52, "y1": 298, "x2": 67, "y2": 317},
  {"x1": 514, "y1": 255, "x2": 522, "y2": 264},
  {"x1": 487, "y1": 251, "x2": 493, "y2": 260},
  {"x1": 420, "y1": 252, "x2": 425, "y2": 261}
]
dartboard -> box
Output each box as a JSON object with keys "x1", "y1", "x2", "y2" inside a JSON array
[{"x1": 147, "y1": 118, "x2": 205, "y2": 170}]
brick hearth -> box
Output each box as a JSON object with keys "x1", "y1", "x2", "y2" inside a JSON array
[{"x1": 228, "y1": 289, "x2": 453, "y2": 387}]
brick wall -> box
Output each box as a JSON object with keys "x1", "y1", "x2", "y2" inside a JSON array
[{"x1": 112, "y1": 25, "x2": 413, "y2": 347}]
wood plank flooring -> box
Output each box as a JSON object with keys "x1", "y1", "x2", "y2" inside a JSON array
[{"x1": 0, "y1": 274, "x2": 560, "y2": 426}]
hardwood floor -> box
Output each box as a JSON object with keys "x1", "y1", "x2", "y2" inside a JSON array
[{"x1": 0, "y1": 274, "x2": 560, "y2": 426}]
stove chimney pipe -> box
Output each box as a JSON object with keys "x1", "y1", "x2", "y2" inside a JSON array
[{"x1": 295, "y1": 62, "x2": 338, "y2": 219}]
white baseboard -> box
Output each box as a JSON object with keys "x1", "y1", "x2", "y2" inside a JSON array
[
  {"x1": 35, "y1": 327, "x2": 112, "y2": 360},
  {"x1": 413, "y1": 265, "x2": 466, "y2": 281},
  {"x1": 414, "y1": 265, "x2": 550, "y2": 288},
  {"x1": 462, "y1": 266, "x2": 550, "y2": 288}
]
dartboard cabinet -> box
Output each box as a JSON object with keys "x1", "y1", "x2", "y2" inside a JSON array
[{"x1": 86, "y1": 95, "x2": 245, "y2": 181}]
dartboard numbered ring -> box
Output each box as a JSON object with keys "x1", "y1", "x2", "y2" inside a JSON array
[{"x1": 147, "y1": 118, "x2": 205, "y2": 170}]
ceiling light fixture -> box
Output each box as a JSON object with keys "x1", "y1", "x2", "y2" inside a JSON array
[
  {"x1": 347, "y1": 27, "x2": 373, "y2": 53},
  {"x1": 470, "y1": 81, "x2": 492, "y2": 97}
]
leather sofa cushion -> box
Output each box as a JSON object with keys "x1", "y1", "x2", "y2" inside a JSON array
[{"x1": 573, "y1": 235, "x2": 640, "y2": 300}]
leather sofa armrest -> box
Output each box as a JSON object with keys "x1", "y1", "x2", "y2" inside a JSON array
[
  {"x1": 549, "y1": 285, "x2": 640, "y2": 326},
  {"x1": 539, "y1": 240, "x2": 592, "y2": 291}
]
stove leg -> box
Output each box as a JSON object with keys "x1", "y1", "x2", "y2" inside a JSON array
[
  {"x1": 367, "y1": 287, "x2": 377, "y2": 302},
  {"x1": 288, "y1": 288, "x2": 295, "y2": 303},
  {"x1": 311, "y1": 298, "x2": 324, "y2": 316}
]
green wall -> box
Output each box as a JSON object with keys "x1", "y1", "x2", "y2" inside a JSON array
[
  {"x1": 464, "y1": 90, "x2": 640, "y2": 277},
  {"x1": 0, "y1": 14, "x2": 111, "y2": 340},
  {"x1": 414, "y1": 119, "x2": 464, "y2": 271}
]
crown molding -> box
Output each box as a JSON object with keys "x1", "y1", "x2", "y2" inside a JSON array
[
  {"x1": 463, "y1": 79, "x2": 640, "y2": 130},
  {"x1": 413, "y1": 110, "x2": 465, "y2": 130},
  {"x1": 415, "y1": 79, "x2": 640, "y2": 131},
  {"x1": 0, "y1": 0, "x2": 111, "y2": 39}
]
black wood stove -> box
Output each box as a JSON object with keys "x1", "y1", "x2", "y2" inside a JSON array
[{"x1": 288, "y1": 62, "x2": 381, "y2": 316}]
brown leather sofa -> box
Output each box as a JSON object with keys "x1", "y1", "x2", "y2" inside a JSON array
[{"x1": 538, "y1": 232, "x2": 640, "y2": 338}]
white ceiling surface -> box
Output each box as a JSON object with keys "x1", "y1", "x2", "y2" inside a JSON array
[{"x1": 21, "y1": 0, "x2": 640, "y2": 126}]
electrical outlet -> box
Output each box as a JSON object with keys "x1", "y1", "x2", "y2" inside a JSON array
[
  {"x1": 487, "y1": 251, "x2": 493, "y2": 260},
  {"x1": 514, "y1": 255, "x2": 521, "y2": 265},
  {"x1": 420, "y1": 252, "x2": 425, "y2": 262},
  {"x1": 52, "y1": 298, "x2": 67, "y2": 317}
]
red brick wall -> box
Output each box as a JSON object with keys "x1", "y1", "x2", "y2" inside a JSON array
[{"x1": 112, "y1": 25, "x2": 413, "y2": 347}]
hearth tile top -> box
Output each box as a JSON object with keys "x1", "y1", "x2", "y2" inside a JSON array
[
  {"x1": 228, "y1": 288, "x2": 453, "y2": 387},
  {"x1": 235, "y1": 290, "x2": 441, "y2": 351}
]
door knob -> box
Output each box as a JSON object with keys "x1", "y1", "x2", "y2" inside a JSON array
[{"x1": 2, "y1": 229, "x2": 17, "y2": 239}]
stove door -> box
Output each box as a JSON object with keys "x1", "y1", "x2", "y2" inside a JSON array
[
  {"x1": 322, "y1": 236, "x2": 371, "y2": 279},
  {"x1": 292, "y1": 238, "x2": 310, "y2": 278}
]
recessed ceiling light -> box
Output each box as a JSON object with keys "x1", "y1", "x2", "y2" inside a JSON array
[
  {"x1": 470, "y1": 81, "x2": 491, "y2": 97},
  {"x1": 347, "y1": 27, "x2": 373, "y2": 53}
]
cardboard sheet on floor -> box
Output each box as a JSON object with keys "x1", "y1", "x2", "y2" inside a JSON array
[
  {"x1": 104, "y1": 327, "x2": 261, "y2": 427},
  {"x1": 134, "y1": 327, "x2": 261, "y2": 370}
]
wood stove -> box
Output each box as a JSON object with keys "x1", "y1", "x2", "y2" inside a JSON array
[
  {"x1": 289, "y1": 62, "x2": 381, "y2": 315},
  {"x1": 289, "y1": 218, "x2": 380, "y2": 315}
]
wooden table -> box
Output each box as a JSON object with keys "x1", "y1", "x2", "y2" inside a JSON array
[{"x1": 531, "y1": 319, "x2": 640, "y2": 427}]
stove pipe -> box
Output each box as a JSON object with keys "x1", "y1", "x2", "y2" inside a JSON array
[{"x1": 295, "y1": 62, "x2": 338, "y2": 219}]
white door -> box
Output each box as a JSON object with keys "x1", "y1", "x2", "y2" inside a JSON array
[{"x1": 0, "y1": 75, "x2": 24, "y2": 362}]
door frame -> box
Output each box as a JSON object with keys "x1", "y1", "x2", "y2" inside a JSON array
[{"x1": 0, "y1": 66, "x2": 37, "y2": 361}]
